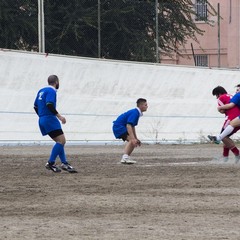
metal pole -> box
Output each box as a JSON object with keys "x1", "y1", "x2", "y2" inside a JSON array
[
  {"x1": 98, "y1": 0, "x2": 101, "y2": 58},
  {"x1": 217, "y1": 3, "x2": 220, "y2": 68},
  {"x1": 155, "y1": 0, "x2": 159, "y2": 63},
  {"x1": 38, "y1": 0, "x2": 45, "y2": 53}
]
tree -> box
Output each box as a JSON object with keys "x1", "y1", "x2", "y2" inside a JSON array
[
  {"x1": 44, "y1": 0, "x2": 99, "y2": 57},
  {"x1": 100, "y1": 0, "x2": 156, "y2": 61},
  {"x1": 0, "y1": 0, "x2": 37, "y2": 50},
  {"x1": 157, "y1": 0, "x2": 216, "y2": 60},
  {"x1": 43, "y1": 0, "x2": 216, "y2": 62},
  {"x1": 0, "y1": 0, "x2": 216, "y2": 62},
  {"x1": 100, "y1": 0, "x2": 216, "y2": 61}
]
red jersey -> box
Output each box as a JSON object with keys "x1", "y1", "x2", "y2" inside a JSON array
[{"x1": 218, "y1": 93, "x2": 240, "y2": 129}]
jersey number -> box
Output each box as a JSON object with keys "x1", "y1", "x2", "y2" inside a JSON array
[{"x1": 38, "y1": 91, "x2": 44, "y2": 100}]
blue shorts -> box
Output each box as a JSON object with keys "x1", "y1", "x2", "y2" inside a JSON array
[
  {"x1": 39, "y1": 115, "x2": 61, "y2": 136},
  {"x1": 112, "y1": 124, "x2": 127, "y2": 139}
]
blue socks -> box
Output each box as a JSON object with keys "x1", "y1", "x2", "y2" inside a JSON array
[
  {"x1": 59, "y1": 145, "x2": 67, "y2": 164},
  {"x1": 48, "y1": 142, "x2": 68, "y2": 164}
]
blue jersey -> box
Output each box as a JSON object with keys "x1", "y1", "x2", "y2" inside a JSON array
[
  {"x1": 112, "y1": 108, "x2": 141, "y2": 138},
  {"x1": 34, "y1": 86, "x2": 57, "y2": 117},
  {"x1": 34, "y1": 86, "x2": 61, "y2": 136},
  {"x1": 230, "y1": 93, "x2": 240, "y2": 108}
]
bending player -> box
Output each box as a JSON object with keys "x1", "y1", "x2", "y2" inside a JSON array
[
  {"x1": 208, "y1": 86, "x2": 240, "y2": 163},
  {"x1": 112, "y1": 98, "x2": 148, "y2": 164}
]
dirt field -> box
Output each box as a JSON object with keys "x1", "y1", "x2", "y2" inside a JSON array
[{"x1": 1, "y1": 143, "x2": 240, "y2": 240}]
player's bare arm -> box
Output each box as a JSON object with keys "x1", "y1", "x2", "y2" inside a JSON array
[
  {"x1": 132, "y1": 126, "x2": 141, "y2": 146},
  {"x1": 126, "y1": 124, "x2": 139, "y2": 146},
  {"x1": 126, "y1": 124, "x2": 136, "y2": 140},
  {"x1": 218, "y1": 102, "x2": 235, "y2": 111},
  {"x1": 57, "y1": 113, "x2": 66, "y2": 124}
]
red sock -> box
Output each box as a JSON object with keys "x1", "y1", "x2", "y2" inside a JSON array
[
  {"x1": 231, "y1": 147, "x2": 239, "y2": 156},
  {"x1": 223, "y1": 147, "x2": 229, "y2": 157}
]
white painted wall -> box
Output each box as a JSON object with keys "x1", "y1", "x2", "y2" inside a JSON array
[{"x1": 0, "y1": 49, "x2": 240, "y2": 144}]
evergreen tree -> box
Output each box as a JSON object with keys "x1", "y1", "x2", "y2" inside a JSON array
[
  {"x1": 0, "y1": 0, "x2": 37, "y2": 50},
  {"x1": 44, "y1": 0, "x2": 98, "y2": 57},
  {"x1": 0, "y1": 0, "x2": 215, "y2": 62}
]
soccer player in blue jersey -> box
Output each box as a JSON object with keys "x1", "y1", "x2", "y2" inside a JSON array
[
  {"x1": 112, "y1": 98, "x2": 148, "y2": 164},
  {"x1": 34, "y1": 75, "x2": 77, "y2": 173}
]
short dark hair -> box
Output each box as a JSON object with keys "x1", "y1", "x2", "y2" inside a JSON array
[
  {"x1": 235, "y1": 84, "x2": 240, "y2": 88},
  {"x1": 212, "y1": 86, "x2": 227, "y2": 96},
  {"x1": 136, "y1": 98, "x2": 147, "y2": 106},
  {"x1": 48, "y1": 75, "x2": 59, "y2": 85}
]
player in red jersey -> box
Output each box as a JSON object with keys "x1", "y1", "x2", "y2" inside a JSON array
[{"x1": 210, "y1": 86, "x2": 240, "y2": 162}]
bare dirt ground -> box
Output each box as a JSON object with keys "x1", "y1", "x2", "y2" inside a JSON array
[{"x1": 1, "y1": 143, "x2": 240, "y2": 240}]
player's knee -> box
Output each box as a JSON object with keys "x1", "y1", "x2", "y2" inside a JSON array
[
  {"x1": 56, "y1": 135, "x2": 66, "y2": 145},
  {"x1": 231, "y1": 119, "x2": 240, "y2": 127},
  {"x1": 229, "y1": 144, "x2": 236, "y2": 149},
  {"x1": 129, "y1": 139, "x2": 137, "y2": 147},
  {"x1": 61, "y1": 138, "x2": 66, "y2": 145}
]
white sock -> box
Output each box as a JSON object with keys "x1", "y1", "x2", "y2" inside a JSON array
[
  {"x1": 219, "y1": 125, "x2": 234, "y2": 140},
  {"x1": 122, "y1": 154, "x2": 129, "y2": 159}
]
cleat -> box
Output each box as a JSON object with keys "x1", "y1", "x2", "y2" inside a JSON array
[
  {"x1": 223, "y1": 157, "x2": 229, "y2": 162},
  {"x1": 61, "y1": 163, "x2": 78, "y2": 173},
  {"x1": 235, "y1": 155, "x2": 240, "y2": 164},
  {"x1": 214, "y1": 156, "x2": 228, "y2": 162},
  {"x1": 45, "y1": 162, "x2": 61, "y2": 173},
  {"x1": 207, "y1": 135, "x2": 220, "y2": 144},
  {"x1": 120, "y1": 157, "x2": 136, "y2": 164}
]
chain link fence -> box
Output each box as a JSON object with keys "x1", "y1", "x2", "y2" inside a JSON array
[
  {"x1": 42, "y1": 0, "x2": 159, "y2": 62},
  {"x1": 1, "y1": 1, "x2": 214, "y2": 64}
]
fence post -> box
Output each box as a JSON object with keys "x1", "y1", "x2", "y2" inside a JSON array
[
  {"x1": 155, "y1": 0, "x2": 159, "y2": 63},
  {"x1": 38, "y1": 0, "x2": 45, "y2": 53},
  {"x1": 98, "y1": 0, "x2": 101, "y2": 58}
]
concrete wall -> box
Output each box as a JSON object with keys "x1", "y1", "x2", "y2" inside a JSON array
[{"x1": 0, "y1": 49, "x2": 240, "y2": 144}]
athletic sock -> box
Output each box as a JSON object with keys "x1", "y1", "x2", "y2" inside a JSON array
[
  {"x1": 122, "y1": 154, "x2": 129, "y2": 159},
  {"x1": 223, "y1": 147, "x2": 229, "y2": 157},
  {"x1": 49, "y1": 142, "x2": 64, "y2": 163},
  {"x1": 231, "y1": 146, "x2": 240, "y2": 156},
  {"x1": 59, "y1": 145, "x2": 68, "y2": 164},
  {"x1": 219, "y1": 125, "x2": 234, "y2": 140}
]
